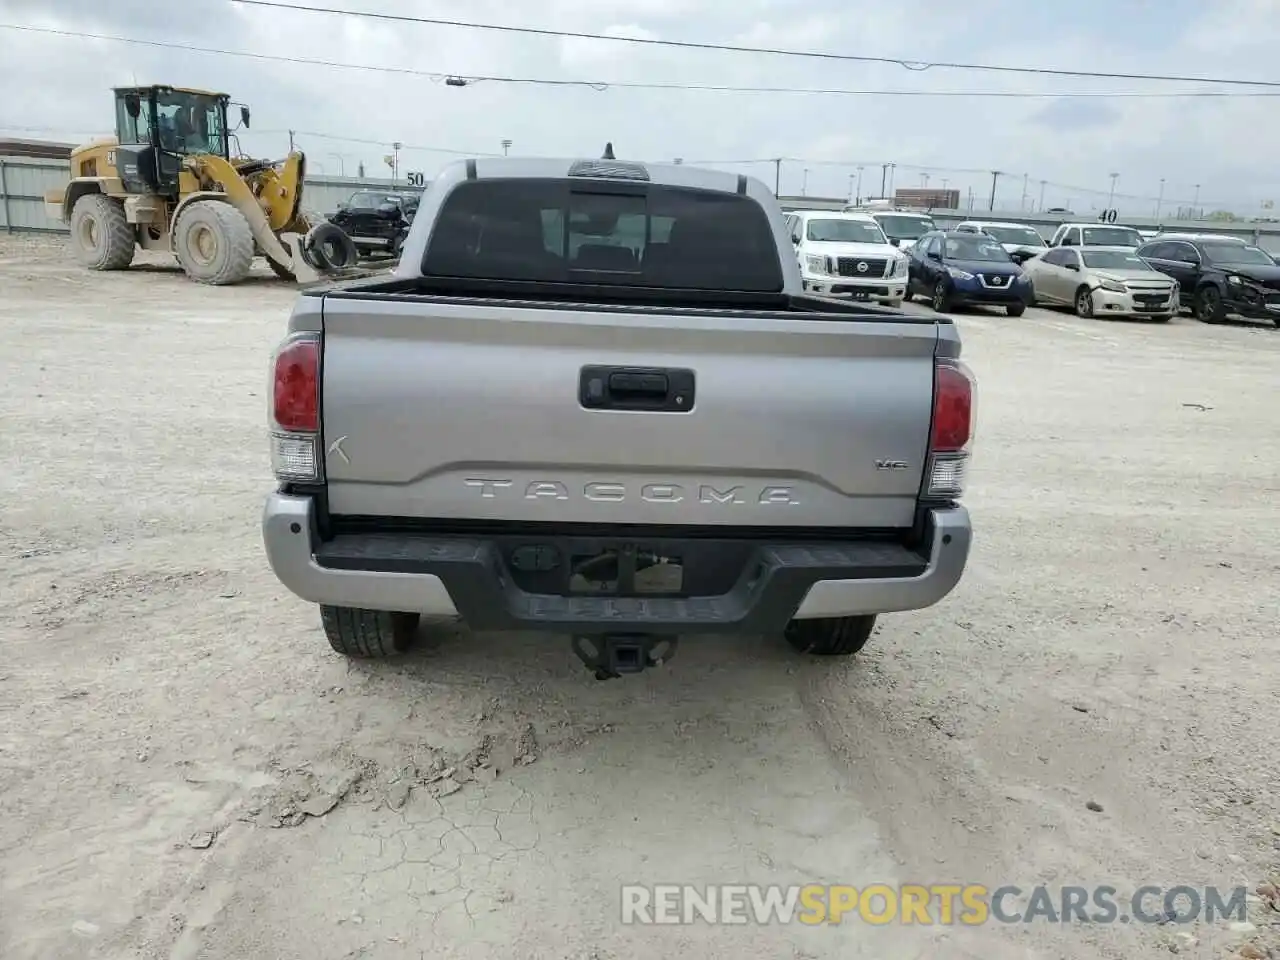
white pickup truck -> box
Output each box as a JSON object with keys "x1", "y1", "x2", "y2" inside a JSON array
[
  {"x1": 784, "y1": 210, "x2": 909, "y2": 306},
  {"x1": 262, "y1": 156, "x2": 976, "y2": 678}
]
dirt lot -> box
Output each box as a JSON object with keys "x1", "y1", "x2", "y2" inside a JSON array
[{"x1": 1, "y1": 232, "x2": 1277, "y2": 960}]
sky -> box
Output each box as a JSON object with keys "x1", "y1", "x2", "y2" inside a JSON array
[{"x1": 1, "y1": 0, "x2": 1279, "y2": 216}]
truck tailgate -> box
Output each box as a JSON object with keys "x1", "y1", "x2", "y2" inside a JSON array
[{"x1": 318, "y1": 296, "x2": 940, "y2": 529}]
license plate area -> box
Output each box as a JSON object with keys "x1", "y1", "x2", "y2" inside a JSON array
[{"x1": 506, "y1": 537, "x2": 754, "y2": 598}]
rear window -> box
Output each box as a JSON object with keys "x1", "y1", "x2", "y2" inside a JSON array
[{"x1": 422, "y1": 178, "x2": 783, "y2": 291}]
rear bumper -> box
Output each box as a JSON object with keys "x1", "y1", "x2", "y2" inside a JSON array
[{"x1": 262, "y1": 492, "x2": 972, "y2": 632}]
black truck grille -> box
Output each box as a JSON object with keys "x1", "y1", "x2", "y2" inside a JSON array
[{"x1": 836, "y1": 257, "x2": 887, "y2": 278}]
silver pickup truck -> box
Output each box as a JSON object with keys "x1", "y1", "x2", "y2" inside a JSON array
[{"x1": 262, "y1": 156, "x2": 975, "y2": 679}]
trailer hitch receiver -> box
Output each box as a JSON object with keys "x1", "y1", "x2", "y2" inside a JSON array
[{"x1": 571, "y1": 634, "x2": 678, "y2": 681}]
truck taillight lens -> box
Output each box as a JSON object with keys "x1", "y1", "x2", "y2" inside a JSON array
[
  {"x1": 270, "y1": 333, "x2": 322, "y2": 482},
  {"x1": 927, "y1": 358, "x2": 975, "y2": 499}
]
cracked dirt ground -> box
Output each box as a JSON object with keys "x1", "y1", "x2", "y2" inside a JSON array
[{"x1": 1, "y1": 234, "x2": 1278, "y2": 960}]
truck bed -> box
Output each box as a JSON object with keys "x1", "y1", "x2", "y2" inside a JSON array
[{"x1": 308, "y1": 279, "x2": 951, "y2": 531}]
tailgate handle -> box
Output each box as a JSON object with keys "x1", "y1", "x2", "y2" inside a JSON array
[
  {"x1": 609, "y1": 372, "x2": 667, "y2": 397},
  {"x1": 580, "y1": 365, "x2": 695, "y2": 412}
]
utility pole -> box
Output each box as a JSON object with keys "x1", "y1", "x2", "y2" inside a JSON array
[
  {"x1": 1038, "y1": 179, "x2": 1046, "y2": 212},
  {"x1": 880, "y1": 163, "x2": 888, "y2": 198},
  {"x1": 855, "y1": 165, "x2": 863, "y2": 204},
  {"x1": 329, "y1": 153, "x2": 345, "y2": 176},
  {"x1": 1154, "y1": 178, "x2": 1165, "y2": 219},
  {"x1": 1107, "y1": 172, "x2": 1119, "y2": 209},
  {"x1": 1193, "y1": 184, "x2": 1201, "y2": 216},
  {"x1": 967, "y1": 187, "x2": 974, "y2": 211},
  {"x1": 501, "y1": 138, "x2": 512, "y2": 156},
  {"x1": 774, "y1": 158, "x2": 782, "y2": 196},
  {"x1": 988, "y1": 171, "x2": 1000, "y2": 211},
  {"x1": 888, "y1": 162, "x2": 896, "y2": 197},
  {"x1": 848, "y1": 174, "x2": 855, "y2": 202},
  {"x1": 802, "y1": 167, "x2": 809, "y2": 196},
  {"x1": 1020, "y1": 173, "x2": 1029, "y2": 211},
  {"x1": 288, "y1": 129, "x2": 295, "y2": 151}
]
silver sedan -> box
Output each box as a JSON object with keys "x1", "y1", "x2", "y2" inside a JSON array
[{"x1": 1021, "y1": 245, "x2": 1179, "y2": 321}]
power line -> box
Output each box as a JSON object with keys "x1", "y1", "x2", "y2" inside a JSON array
[
  {"x1": 229, "y1": 0, "x2": 1280, "y2": 89},
  {"x1": 0, "y1": 118, "x2": 1236, "y2": 207},
  {"x1": 685, "y1": 158, "x2": 1232, "y2": 206},
  {"x1": 5, "y1": 24, "x2": 1277, "y2": 101}
]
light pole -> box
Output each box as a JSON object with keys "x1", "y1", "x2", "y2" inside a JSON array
[
  {"x1": 888, "y1": 162, "x2": 896, "y2": 197},
  {"x1": 1039, "y1": 179, "x2": 1047, "y2": 212},
  {"x1": 856, "y1": 165, "x2": 863, "y2": 204},
  {"x1": 920, "y1": 172, "x2": 929, "y2": 189},
  {"x1": 848, "y1": 174, "x2": 855, "y2": 202},
  {"x1": 1193, "y1": 184, "x2": 1201, "y2": 217},
  {"x1": 1107, "y1": 173, "x2": 1119, "y2": 209},
  {"x1": 802, "y1": 167, "x2": 809, "y2": 196},
  {"x1": 501, "y1": 138, "x2": 512, "y2": 157},
  {"x1": 1154, "y1": 178, "x2": 1165, "y2": 219},
  {"x1": 1020, "y1": 173, "x2": 1029, "y2": 211},
  {"x1": 392, "y1": 141, "x2": 402, "y2": 184},
  {"x1": 328, "y1": 153, "x2": 345, "y2": 176}
]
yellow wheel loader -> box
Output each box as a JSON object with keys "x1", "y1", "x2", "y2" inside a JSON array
[{"x1": 44, "y1": 85, "x2": 363, "y2": 286}]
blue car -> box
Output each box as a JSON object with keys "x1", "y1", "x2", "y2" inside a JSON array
[{"x1": 905, "y1": 230, "x2": 1034, "y2": 316}]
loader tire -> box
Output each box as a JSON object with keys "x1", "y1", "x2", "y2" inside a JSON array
[
  {"x1": 70, "y1": 194, "x2": 135, "y2": 271},
  {"x1": 784, "y1": 615, "x2": 878, "y2": 656},
  {"x1": 320, "y1": 605, "x2": 420, "y2": 658},
  {"x1": 173, "y1": 200, "x2": 255, "y2": 285}
]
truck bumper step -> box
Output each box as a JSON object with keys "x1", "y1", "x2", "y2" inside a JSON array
[{"x1": 262, "y1": 492, "x2": 972, "y2": 632}]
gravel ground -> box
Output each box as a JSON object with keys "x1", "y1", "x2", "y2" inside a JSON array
[{"x1": 1, "y1": 233, "x2": 1277, "y2": 960}]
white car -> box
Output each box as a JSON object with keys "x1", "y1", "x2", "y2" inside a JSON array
[
  {"x1": 1049, "y1": 222, "x2": 1144, "y2": 249},
  {"x1": 953, "y1": 220, "x2": 1048, "y2": 264},
  {"x1": 863, "y1": 210, "x2": 936, "y2": 254},
  {"x1": 784, "y1": 210, "x2": 908, "y2": 306}
]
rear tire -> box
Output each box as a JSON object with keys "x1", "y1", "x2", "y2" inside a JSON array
[
  {"x1": 320, "y1": 605, "x2": 420, "y2": 658},
  {"x1": 784, "y1": 615, "x2": 878, "y2": 656},
  {"x1": 173, "y1": 200, "x2": 255, "y2": 285},
  {"x1": 70, "y1": 194, "x2": 135, "y2": 271},
  {"x1": 1006, "y1": 302, "x2": 1026, "y2": 317}
]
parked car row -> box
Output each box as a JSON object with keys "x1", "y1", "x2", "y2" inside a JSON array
[{"x1": 786, "y1": 206, "x2": 1280, "y2": 327}]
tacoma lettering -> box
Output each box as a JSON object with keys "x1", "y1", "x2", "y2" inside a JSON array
[{"x1": 463, "y1": 479, "x2": 798, "y2": 506}]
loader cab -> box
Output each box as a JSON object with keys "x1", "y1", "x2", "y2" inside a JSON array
[{"x1": 113, "y1": 85, "x2": 234, "y2": 196}]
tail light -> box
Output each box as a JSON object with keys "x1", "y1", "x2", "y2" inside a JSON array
[
  {"x1": 926, "y1": 358, "x2": 976, "y2": 499},
  {"x1": 269, "y1": 332, "x2": 322, "y2": 482}
]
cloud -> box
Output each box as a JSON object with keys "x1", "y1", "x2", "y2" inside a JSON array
[{"x1": 0, "y1": 0, "x2": 1273, "y2": 212}]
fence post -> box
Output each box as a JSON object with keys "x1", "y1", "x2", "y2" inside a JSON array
[{"x1": 0, "y1": 158, "x2": 10, "y2": 233}]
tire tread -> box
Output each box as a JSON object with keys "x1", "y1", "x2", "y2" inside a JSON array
[
  {"x1": 784, "y1": 615, "x2": 878, "y2": 656},
  {"x1": 70, "y1": 194, "x2": 135, "y2": 270},
  {"x1": 320, "y1": 605, "x2": 420, "y2": 658}
]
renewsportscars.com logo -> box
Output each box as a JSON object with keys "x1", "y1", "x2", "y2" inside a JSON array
[{"x1": 620, "y1": 884, "x2": 1249, "y2": 926}]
